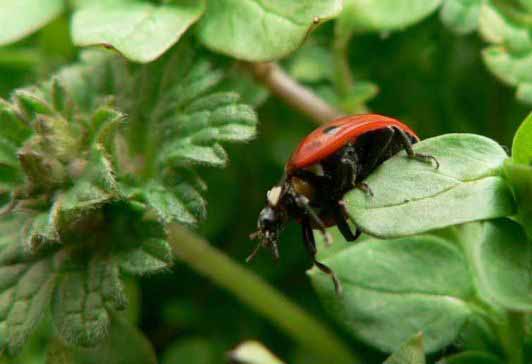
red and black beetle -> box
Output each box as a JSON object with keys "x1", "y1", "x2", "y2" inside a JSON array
[{"x1": 249, "y1": 114, "x2": 438, "y2": 293}]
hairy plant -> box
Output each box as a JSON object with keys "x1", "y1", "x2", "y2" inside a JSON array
[{"x1": 0, "y1": 44, "x2": 257, "y2": 355}]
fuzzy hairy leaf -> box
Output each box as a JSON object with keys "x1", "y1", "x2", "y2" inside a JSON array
[
  {"x1": 345, "y1": 134, "x2": 515, "y2": 238},
  {"x1": 0, "y1": 0, "x2": 64, "y2": 46},
  {"x1": 196, "y1": 0, "x2": 343, "y2": 61},
  {"x1": 0, "y1": 244, "x2": 56, "y2": 356},
  {"x1": 72, "y1": 0, "x2": 205, "y2": 63},
  {"x1": 53, "y1": 255, "x2": 127, "y2": 347},
  {"x1": 144, "y1": 182, "x2": 197, "y2": 225},
  {"x1": 120, "y1": 238, "x2": 173, "y2": 275}
]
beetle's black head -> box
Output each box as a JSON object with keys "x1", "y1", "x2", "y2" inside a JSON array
[{"x1": 248, "y1": 185, "x2": 288, "y2": 262}]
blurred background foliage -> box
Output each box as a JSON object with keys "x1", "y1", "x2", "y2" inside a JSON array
[{"x1": 0, "y1": 1, "x2": 530, "y2": 364}]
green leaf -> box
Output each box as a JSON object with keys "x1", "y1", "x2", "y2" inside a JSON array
[
  {"x1": 384, "y1": 333, "x2": 425, "y2": 364},
  {"x1": 436, "y1": 351, "x2": 502, "y2": 364},
  {"x1": 56, "y1": 181, "x2": 114, "y2": 227},
  {"x1": 71, "y1": 0, "x2": 206, "y2": 63},
  {"x1": 440, "y1": 0, "x2": 482, "y2": 34},
  {"x1": 309, "y1": 234, "x2": 473, "y2": 353},
  {"x1": 53, "y1": 256, "x2": 127, "y2": 347},
  {"x1": 483, "y1": 47, "x2": 532, "y2": 100},
  {"x1": 345, "y1": 134, "x2": 515, "y2": 238},
  {"x1": 228, "y1": 341, "x2": 285, "y2": 364},
  {"x1": 196, "y1": 0, "x2": 343, "y2": 61},
  {"x1": 337, "y1": 0, "x2": 441, "y2": 37},
  {"x1": 0, "y1": 100, "x2": 31, "y2": 145},
  {"x1": 503, "y1": 160, "x2": 532, "y2": 237},
  {"x1": 478, "y1": 3, "x2": 532, "y2": 52},
  {"x1": 120, "y1": 238, "x2": 173, "y2": 275},
  {"x1": 460, "y1": 219, "x2": 532, "y2": 311},
  {"x1": 0, "y1": 256, "x2": 56, "y2": 356},
  {"x1": 144, "y1": 182, "x2": 197, "y2": 225},
  {"x1": 512, "y1": 112, "x2": 532, "y2": 165},
  {"x1": 0, "y1": 0, "x2": 64, "y2": 46}
]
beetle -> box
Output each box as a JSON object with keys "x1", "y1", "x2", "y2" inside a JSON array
[{"x1": 248, "y1": 114, "x2": 438, "y2": 294}]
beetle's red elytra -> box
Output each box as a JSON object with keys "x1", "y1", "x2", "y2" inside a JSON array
[
  {"x1": 249, "y1": 114, "x2": 438, "y2": 294},
  {"x1": 286, "y1": 114, "x2": 418, "y2": 172}
]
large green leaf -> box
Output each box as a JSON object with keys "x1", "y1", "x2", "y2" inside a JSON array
[
  {"x1": 384, "y1": 333, "x2": 425, "y2": 364},
  {"x1": 512, "y1": 112, "x2": 532, "y2": 165},
  {"x1": 440, "y1": 0, "x2": 482, "y2": 34},
  {"x1": 345, "y1": 134, "x2": 514, "y2": 238},
  {"x1": 0, "y1": 0, "x2": 64, "y2": 46},
  {"x1": 459, "y1": 219, "x2": 532, "y2": 311},
  {"x1": 309, "y1": 234, "x2": 473, "y2": 353},
  {"x1": 72, "y1": 0, "x2": 205, "y2": 63},
  {"x1": 337, "y1": 0, "x2": 441, "y2": 38},
  {"x1": 196, "y1": 0, "x2": 343, "y2": 61}
]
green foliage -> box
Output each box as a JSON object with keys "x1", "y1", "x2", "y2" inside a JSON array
[
  {"x1": 345, "y1": 134, "x2": 515, "y2": 237},
  {"x1": 196, "y1": 0, "x2": 343, "y2": 61},
  {"x1": 337, "y1": 0, "x2": 441, "y2": 36},
  {"x1": 0, "y1": 0, "x2": 64, "y2": 46},
  {"x1": 310, "y1": 115, "x2": 532, "y2": 363},
  {"x1": 440, "y1": 0, "x2": 482, "y2": 34},
  {"x1": 0, "y1": 43, "x2": 257, "y2": 355},
  {"x1": 71, "y1": 0, "x2": 205, "y2": 63},
  {"x1": 439, "y1": 0, "x2": 532, "y2": 105},
  {"x1": 0, "y1": 2, "x2": 530, "y2": 364}
]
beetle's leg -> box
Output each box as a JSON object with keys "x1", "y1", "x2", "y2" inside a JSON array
[
  {"x1": 302, "y1": 217, "x2": 342, "y2": 295},
  {"x1": 335, "y1": 144, "x2": 358, "y2": 192},
  {"x1": 394, "y1": 127, "x2": 440, "y2": 169},
  {"x1": 355, "y1": 181, "x2": 374, "y2": 197},
  {"x1": 293, "y1": 193, "x2": 332, "y2": 245},
  {"x1": 364, "y1": 126, "x2": 396, "y2": 172},
  {"x1": 332, "y1": 204, "x2": 361, "y2": 241}
]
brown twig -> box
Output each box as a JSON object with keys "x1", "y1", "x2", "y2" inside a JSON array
[{"x1": 245, "y1": 62, "x2": 343, "y2": 124}]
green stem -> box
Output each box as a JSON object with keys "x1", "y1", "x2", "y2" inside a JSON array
[
  {"x1": 166, "y1": 224, "x2": 359, "y2": 364},
  {"x1": 333, "y1": 33, "x2": 354, "y2": 98},
  {"x1": 497, "y1": 311, "x2": 525, "y2": 364}
]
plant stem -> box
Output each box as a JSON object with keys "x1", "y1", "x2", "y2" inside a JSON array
[
  {"x1": 497, "y1": 311, "x2": 525, "y2": 364},
  {"x1": 333, "y1": 33, "x2": 355, "y2": 98},
  {"x1": 245, "y1": 62, "x2": 342, "y2": 124},
  {"x1": 166, "y1": 223, "x2": 359, "y2": 364}
]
